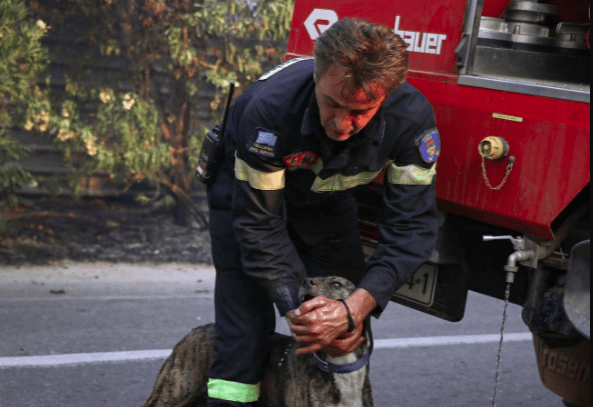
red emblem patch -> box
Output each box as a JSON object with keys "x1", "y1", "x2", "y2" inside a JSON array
[{"x1": 283, "y1": 151, "x2": 319, "y2": 167}]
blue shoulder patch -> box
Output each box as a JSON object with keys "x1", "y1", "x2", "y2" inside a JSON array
[
  {"x1": 416, "y1": 129, "x2": 441, "y2": 164},
  {"x1": 249, "y1": 130, "x2": 278, "y2": 158}
]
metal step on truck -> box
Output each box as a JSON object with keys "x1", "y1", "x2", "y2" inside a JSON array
[{"x1": 287, "y1": 1, "x2": 590, "y2": 405}]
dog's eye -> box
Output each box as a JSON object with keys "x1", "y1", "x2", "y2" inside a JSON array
[{"x1": 331, "y1": 281, "x2": 343, "y2": 290}]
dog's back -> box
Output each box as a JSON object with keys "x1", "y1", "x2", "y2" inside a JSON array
[
  {"x1": 144, "y1": 324, "x2": 216, "y2": 406},
  {"x1": 144, "y1": 276, "x2": 373, "y2": 407}
]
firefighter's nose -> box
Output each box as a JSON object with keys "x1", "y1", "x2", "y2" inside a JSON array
[{"x1": 335, "y1": 114, "x2": 353, "y2": 132}]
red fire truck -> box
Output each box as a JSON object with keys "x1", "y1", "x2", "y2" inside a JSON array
[{"x1": 287, "y1": 0, "x2": 590, "y2": 405}]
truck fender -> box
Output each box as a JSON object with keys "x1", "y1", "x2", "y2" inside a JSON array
[{"x1": 564, "y1": 240, "x2": 590, "y2": 339}]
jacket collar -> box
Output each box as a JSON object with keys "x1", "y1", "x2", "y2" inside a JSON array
[{"x1": 301, "y1": 95, "x2": 324, "y2": 136}]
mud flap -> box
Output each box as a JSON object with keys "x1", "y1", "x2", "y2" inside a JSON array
[
  {"x1": 564, "y1": 240, "x2": 590, "y2": 339},
  {"x1": 533, "y1": 335, "x2": 590, "y2": 407}
]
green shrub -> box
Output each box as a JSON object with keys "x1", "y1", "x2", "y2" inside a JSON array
[
  {"x1": 0, "y1": 0, "x2": 50, "y2": 205},
  {"x1": 31, "y1": 0, "x2": 294, "y2": 226}
]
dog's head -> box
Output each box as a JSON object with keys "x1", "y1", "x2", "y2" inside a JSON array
[{"x1": 299, "y1": 276, "x2": 356, "y2": 303}]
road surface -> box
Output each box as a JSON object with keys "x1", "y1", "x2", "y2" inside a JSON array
[{"x1": 0, "y1": 262, "x2": 563, "y2": 406}]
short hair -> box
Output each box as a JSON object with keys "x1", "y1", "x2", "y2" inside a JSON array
[{"x1": 314, "y1": 18, "x2": 409, "y2": 98}]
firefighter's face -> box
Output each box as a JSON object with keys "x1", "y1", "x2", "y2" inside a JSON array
[{"x1": 315, "y1": 63, "x2": 386, "y2": 142}]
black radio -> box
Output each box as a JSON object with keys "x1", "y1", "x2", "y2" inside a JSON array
[
  {"x1": 195, "y1": 83, "x2": 235, "y2": 184},
  {"x1": 195, "y1": 125, "x2": 223, "y2": 184}
]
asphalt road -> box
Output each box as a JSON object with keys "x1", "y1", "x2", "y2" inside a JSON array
[{"x1": 0, "y1": 262, "x2": 565, "y2": 407}]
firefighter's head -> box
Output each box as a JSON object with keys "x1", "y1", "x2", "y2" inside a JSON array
[
  {"x1": 314, "y1": 18, "x2": 408, "y2": 142},
  {"x1": 314, "y1": 18, "x2": 409, "y2": 95}
]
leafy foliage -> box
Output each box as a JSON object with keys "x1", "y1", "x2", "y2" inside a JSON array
[
  {"x1": 28, "y1": 0, "x2": 294, "y2": 225},
  {"x1": 0, "y1": 0, "x2": 49, "y2": 206}
]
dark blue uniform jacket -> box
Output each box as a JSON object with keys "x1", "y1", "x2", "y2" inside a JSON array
[{"x1": 215, "y1": 58, "x2": 440, "y2": 316}]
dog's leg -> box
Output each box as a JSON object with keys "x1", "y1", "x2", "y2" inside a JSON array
[{"x1": 143, "y1": 324, "x2": 216, "y2": 407}]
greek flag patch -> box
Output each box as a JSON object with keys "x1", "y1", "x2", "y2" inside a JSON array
[
  {"x1": 249, "y1": 130, "x2": 278, "y2": 158},
  {"x1": 255, "y1": 131, "x2": 277, "y2": 146}
]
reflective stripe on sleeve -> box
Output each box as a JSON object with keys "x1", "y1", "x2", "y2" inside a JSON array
[
  {"x1": 310, "y1": 169, "x2": 384, "y2": 192},
  {"x1": 208, "y1": 378, "x2": 261, "y2": 403},
  {"x1": 387, "y1": 163, "x2": 436, "y2": 185},
  {"x1": 235, "y1": 157, "x2": 285, "y2": 190}
]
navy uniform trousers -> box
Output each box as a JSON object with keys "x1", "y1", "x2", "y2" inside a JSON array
[{"x1": 206, "y1": 163, "x2": 367, "y2": 406}]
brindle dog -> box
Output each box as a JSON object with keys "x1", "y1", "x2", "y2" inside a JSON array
[{"x1": 144, "y1": 276, "x2": 373, "y2": 407}]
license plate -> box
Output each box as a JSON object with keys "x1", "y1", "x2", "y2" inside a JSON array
[{"x1": 393, "y1": 263, "x2": 437, "y2": 307}]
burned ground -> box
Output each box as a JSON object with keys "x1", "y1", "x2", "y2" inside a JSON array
[{"x1": 0, "y1": 195, "x2": 212, "y2": 266}]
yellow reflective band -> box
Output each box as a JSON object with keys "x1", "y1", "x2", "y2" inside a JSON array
[
  {"x1": 235, "y1": 157, "x2": 285, "y2": 190},
  {"x1": 387, "y1": 163, "x2": 436, "y2": 185},
  {"x1": 311, "y1": 169, "x2": 384, "y2": 192},
  {"x1": 208, "y1": 378, "x2": 260, "y2": 403},
  {"x1": 309, "y1": 160, "x2": 324, "y2": 175}
]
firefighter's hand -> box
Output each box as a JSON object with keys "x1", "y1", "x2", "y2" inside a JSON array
[
  {"x1": 321, "y1": 323, "x2": 365, "y2": 357},
  {"x1": 286, "y1": 296, "x2": 365, "y2": 356}
]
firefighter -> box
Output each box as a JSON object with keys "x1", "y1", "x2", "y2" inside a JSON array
[{"x1": 205, "y1": 18, "x2": 440, "y2": 406}]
